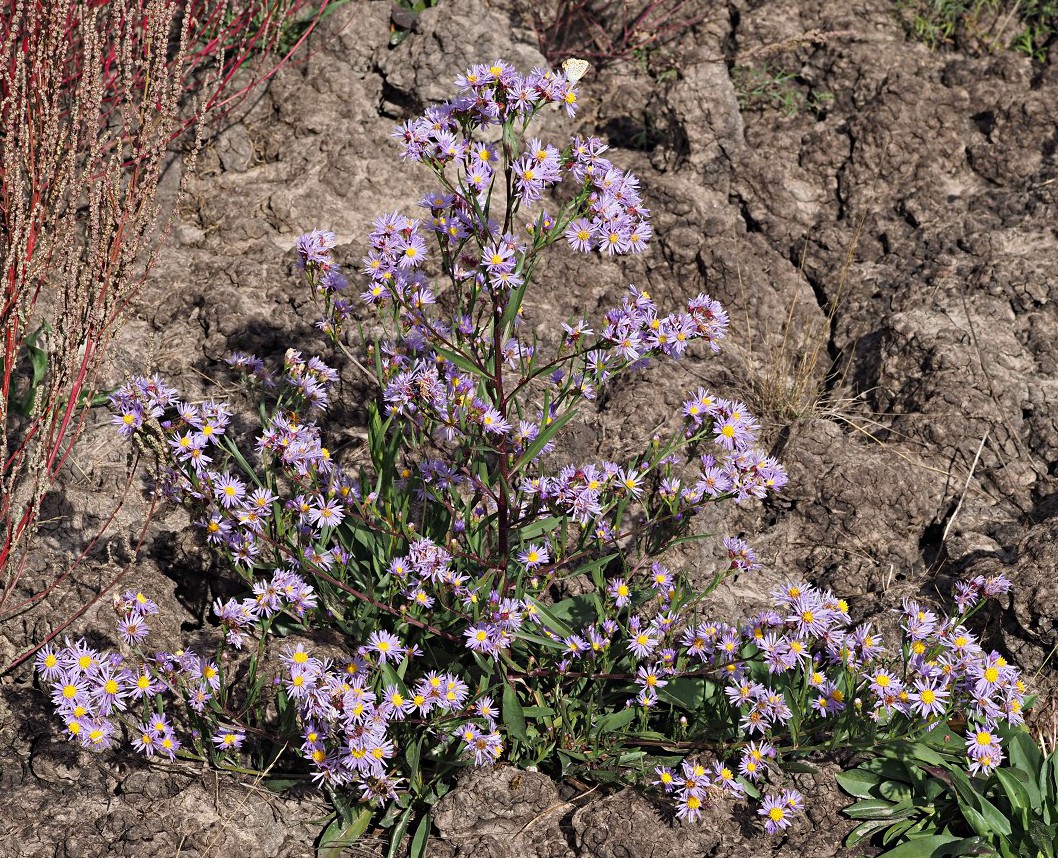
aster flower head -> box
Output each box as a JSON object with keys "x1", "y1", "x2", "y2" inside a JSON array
[
  {"x1": 607, "y1": 577, "x2": 632, "y2": 608},
  {"x1": 35, "y1": 644, "x2": 64, "y2": 681},
  {"x1": 517, "y1": 543, "x2": 549, "y2": 570},
  {"x1": 909, "y1": 676, "x2": 951, "y2": 719},
  {"x1": 117, "y1": 615, "x2": 150, "y2": 646},
  {"x1": 759, "y1": 791, "x2": 800, "y2": 834},
  {"x1": 364, "y1": 630, "x2": 406, "y2": 665},
  {"x1": 296, "y1": 230, "x2": 337, "y2": 268},
  {"x1": 212, "y1": 726, "x2": 246, "y2": 752}
]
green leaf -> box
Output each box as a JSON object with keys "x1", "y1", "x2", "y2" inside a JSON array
[
  {"x1": 261, "y1": 777, "x2": 302, "y2": 792},
  {"x1": 511, "y1": 628, "x2": 566, "y2": 651},
  {"x1": 959, "y1": 835, "x2": 1001, "y2": 857},
  {"x1": 880, "y1": 834, "x2": 977, "y2": 858},
  {"x1": 526, "y1": 599, "x2": 575, "y2": 640},
  {"x1": 558, "y1": 552, "x2": 618, "y2": 584},
  {"x1": 386, "y1": 809, "x2": 417, "y2": 858},
  {"x1": 591, "y1": 707, "x2": 636, "y2": 737},
  {"x1": 845, "y1": 818, "x2": 895, "y2": 847},
  {"x1": 11, "y1": 322, "x2": 50, "y2": 415},
  {"x1": 510, "y1": 407, "x2": 578, "y2": 475},
  {"x1": 432, "y1": 343, "x2": 483, "y2": 377},
  {"x1": 1005, "y1": 732, "x2": 1043, "y2": 809},
  {"x1": 317, "y1": 808, "x2": 373, "y2": 857},
  {"x1": 844, "y1": 798, "x2": 914, "y2": 820},
  {"x1": 879, "y1": 780, "x2": 914, "y2": 803},
  {"x1": 739, "y1": 777, "x2": 762, "y2": 800},
  {"x1": 545, "y1": 594, "x2": 598, "y2": 629},
  {"x1": 867, "y1": 756, "x2": 915, "y2": 783},
  {"x1": 836, "y1": 768, "x2": 884, "y2": 800},
  {"x1": 1028, "y1": 819, "x2": 1057, "y2": 858},
  {"x1": 1007, "y1": 729, "x2": 1043, "y2": 778},
  {"x1": 949, "y1": 766, "x2": 1011, "y2": 838},
  {"x1": 993, "y1": 767, "x2": 1032, "y2": 829},
  {"x1": 409, "y1": 813, "x2": 431, "y2": 858},
  {"x1": 1042, "y1": 752, "x2": 1058, "y2": 810},
  {"x1": 782, "y1": 759, "x2": 820, "y2": 775},
  {"x1": 502, "y1": 682, "x2": 529, "y2": 743},
  {"x1": 657, "y1": 678, "x2": 703, "y2": 712},
  {"x1": 517, "y1": 515, "x2": 563, "y2": 541},
  {"x1": 521, "y1": 706, "x2": 556, "y2": 717},
  {"x1": 900, "y1": 738, "x2": 948, "y2": 768},
  {"x1": 948, "y1": 766, "x2": 983, "y2": 812},
  {"x1": 881, "y1": 818, "x2": 919, "y2": 845},
  {"x1": 406, "y1": 738, "x2": 422, "y2": 790}
]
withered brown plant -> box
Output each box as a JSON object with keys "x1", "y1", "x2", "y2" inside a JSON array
[{"x1": 0, "y1": 0, "x2": 330, "y2": 667}]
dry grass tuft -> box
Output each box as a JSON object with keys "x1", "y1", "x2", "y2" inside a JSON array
[{"x1": 734, "y1": 219, "x2": 864, "y2": 431}]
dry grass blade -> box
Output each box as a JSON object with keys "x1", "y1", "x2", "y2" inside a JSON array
[
  {"x1": 0, "y1": 0, "x2": 332, "y2": 664},
  {"x1": 736, "y1": 216, "x2": 865, "y2": 429}
]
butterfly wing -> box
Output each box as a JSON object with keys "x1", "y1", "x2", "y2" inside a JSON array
[{"x1": 561, "y1": 58, "x2": 590, "y2": 84}]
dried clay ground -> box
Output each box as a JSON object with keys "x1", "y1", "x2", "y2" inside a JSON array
[{"x1": 2, "y1": 0, "x2": 1057, "y2": 855}]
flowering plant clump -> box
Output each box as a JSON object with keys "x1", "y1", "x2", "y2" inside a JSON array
[{"x1": 37, "y1": 60, "x2": 1028, "y2": 849}]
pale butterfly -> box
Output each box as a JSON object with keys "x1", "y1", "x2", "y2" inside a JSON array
[{"x1": 561, "y1": 58, "x2": 590, "y2": 84}]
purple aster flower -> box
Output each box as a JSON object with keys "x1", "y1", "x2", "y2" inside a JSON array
[
  {"x1": 723, "y1": 536, "x2": 760, "y2": 573},
  {"x1": 132, "y1": 722, "x2": 161, "y2": 757},
  {"x1": 968, "y1": 742, "x2": 1003, "y2": 776},
  {"x1": 653, "y1": 766, "x2": 676, "y2": 792},
  {"x1": 296, "y1": 230, "x2": 337, "y2": 267},
  {"x1": 157, "y1": 730, "x2": 182, "y2": 761},
  {"x1": 627, "y1": 629, "x2": 658, "y2": 660},
  {"x1": 34, "y1": 644, "x2": 64, "y2": 681},
  {"x1": 563, "y1": 634, "x2": 590, "y2": 657},
  {"x1": 740, "y1": 741, "x2": 773, "y2": 782},
  {"x1": 909, "y1": 676, "x2": 950, "y2": 719},
  {"x1": 759, "y1": 792, "x2": 796, "y2": 834},
  {"x1": 397, "y1": 233, "x2": 428, "y2": 269},
  {"x1": 90, "y1": 665, "x2": 128, "y2": 716},
  {"x1": 626, "y1": 220, "x2": 652, "y2": 253},
  {"x1": 516, "y1": 543, "x2": 549, "y2": 570},
  {"x1": 954, "y1": 580, "x2": 981, "y2": 613},
  {"x1": 480, "y1": 407, "x2": 511, "y2": 436},
  {"x1": 473, "y1": 694, "x2": 499, "y2": 726},
  {"x1": 616, "y1": 467, "x2": 644, "y2": 498},
  {"x1": 284, "y1": 666, "x2": 315, "y2": 700},
  {"x1": 600, "y1": 223, "x2": 630, "y2": 255},
  {"x1": 564, "y1": 218, "x2": 595, "y2": 252},
  {"x1": 117, "y1": 615, "x2": 150, "y2": 646},
  {"x1": 116, "y1": 590, "x2": 159, "y2": 617},
  {"x1": 464, "y1": 623, "x2": 501, "y2": 657},
  {"x1": 675, "y1": 789, "x2": 706, "y2": 822},
  {"x1": 607, "y1": 578, "x2": 631, "y2": 608},
  {"x1": 126, "y1": 668, "x2": 163, "y2": 701},
  {"x1": 308, "y1": 497, "x2": 344, "y2": 528},
  {"x1": 786, "y1": 593, "x2": 832, "y2": 638},
  {"x1": 212, "y1": 726, "x2": 246, "y2": 752},
  {"x1": 979, "y1": 573, "x2": 1012, "y2": 597},
  {"x1": 711, "y1": 761, "x2": 743, "y2": 797},
  {"x1": 365, "y1": 630, "x2": 406, "y2": 665},
  {"x1": 213, "y1": 473, "x2": 246, "y2": 505},
  {"x1": 80, "y1": 718, "x2": 118, "y2": 751},
  {"x1": 481, "y1": 242, "x2": 515, "y2": 273},
  {"x1": 459, "y1": 724, "x2": 504, "y2": 766},
  {"x1": 635, "y1": 664, "x2": 668, "y2": 691}
]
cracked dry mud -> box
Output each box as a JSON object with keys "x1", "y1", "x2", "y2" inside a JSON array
[{"x1": 2, "y1": 0, "x2": 1056, "y2": 855}]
